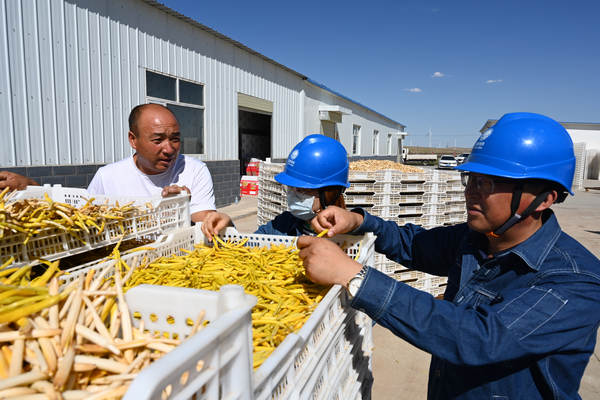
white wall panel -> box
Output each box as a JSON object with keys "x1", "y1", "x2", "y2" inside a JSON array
[
  {"x1": 50, "y1": 0, "x2": 72, "y2": 164},
  {"x1": 77, "y1": 3, "x2": 95, "y2": 163},
  {"x1": 6, "y1": 0, "x2": 31, "y2": 166},
  {"x1": 0, "y1": 0, "x2": 16, "y2": 166},
  {"x1": 64, "y1": 1, "x2": 82, "y2": 164},
  {"x1": 37, "y1": 0, "x2": 59, "y2": 165},
  {"x1": 3, "y1": 0, "x2": 392, "y2": 167}
]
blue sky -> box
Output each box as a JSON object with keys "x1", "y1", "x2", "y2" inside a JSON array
[{"x1": 160, "y1": 0, "x2": 599, "y2": 149}]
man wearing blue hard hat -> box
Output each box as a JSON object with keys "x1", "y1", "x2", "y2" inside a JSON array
[
  {"x1": 202, "y1": 134, "x2": 350, "y2": 237},
  {"x1": 297, "y1": 113, "x2": 600, "y2": 399}
]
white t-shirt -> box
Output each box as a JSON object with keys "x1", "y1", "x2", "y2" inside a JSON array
[{"x1": 87, "y1": 155, "x2": 216, "y2": 215}]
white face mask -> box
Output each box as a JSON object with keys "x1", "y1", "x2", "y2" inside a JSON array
[{"x1": 287, "y1": 191, "x2": 317, "y2": 220}]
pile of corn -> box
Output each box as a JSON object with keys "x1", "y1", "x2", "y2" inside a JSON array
[
  {"x1": 0, "y1": 187, "x2": 153, "y2": 245},
  {"x1": 123, "y1": 235, "x2": 331, "y2": 370},
  {"x1": 0, "y1": 255, "x2": 204, "y2": 399},
  {"x1": 349, "y1": 159, "x2": 424, "y2": 173}
]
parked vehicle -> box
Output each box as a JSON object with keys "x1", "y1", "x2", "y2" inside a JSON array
[
  {"x1": 401, "y1": 148, "x2": 439, "y2": 165},
  {"x1": 438, "y1": 155, "x2": 458, "y2": 169},
  {"x1": 456, "y1": 153, "x2": 470, "y2": 164}
]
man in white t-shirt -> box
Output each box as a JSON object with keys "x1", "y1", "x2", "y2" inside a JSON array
[
  {"x1": 88, "y1": 104, "x2": 216, "y2": 222},
  {"x1": 1, "y1": 104, "x2": 216, "y2": 223}
]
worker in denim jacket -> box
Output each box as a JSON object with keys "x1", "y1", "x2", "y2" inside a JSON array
[
  {"x1": 202, "y1": 134, "x2": 350, "y2": 237},
  {"x1": 298, "y1": 112, "x2": 600, "y2": 399}
]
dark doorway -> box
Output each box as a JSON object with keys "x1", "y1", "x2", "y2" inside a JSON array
[{"x1": 238, "y1": 110, "x2": 271, "y2": 176}]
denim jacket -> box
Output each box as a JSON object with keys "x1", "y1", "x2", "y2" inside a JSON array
[
  {"x1": 351, "y1": 208, "x2": 600, "y2": 399},
  {"x1": 254, "y1": 211, "x2": 315, "y2": 236}
]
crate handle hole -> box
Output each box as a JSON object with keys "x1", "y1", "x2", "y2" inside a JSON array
[
  {"x1": 180, "y1": 370, "x2": 189, "y2": 385},
  {"x1": 161, "y1": 384, "x2": 172, "y2": 400}
]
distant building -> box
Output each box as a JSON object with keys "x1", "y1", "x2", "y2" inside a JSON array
[
  {"x1": 0, "y1": 0, "x2": 406, "y2": 206},
  {"x1": 480, "y1": 120, "x2": 600, "y2": 183}
]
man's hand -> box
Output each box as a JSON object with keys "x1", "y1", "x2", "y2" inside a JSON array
[
  {"x1": 297, "y1": 236, "x2": 363, "y2": 288},
  {"x1": 200, "y1": 212, "x2": 233, "y2": 241},
  {"x1": 311, "y1": 206, "x2": 364, "y2": 237},
  {"x1": 0, "y1": 171, "x2": 39, "y2": 191},
  {"x1": 161, "y1": 185, "x2": 191, "y2": 197}
]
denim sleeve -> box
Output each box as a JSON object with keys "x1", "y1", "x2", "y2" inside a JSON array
[
  {"x1": 353, "y1": 268, "x2": 600, "y2": 366},
  {"x1": 254, "y1": 212, "x2": 302, "y2": 236},
  {"x1": 352, "y1": 209, "x2": 468, "y2": 276}
]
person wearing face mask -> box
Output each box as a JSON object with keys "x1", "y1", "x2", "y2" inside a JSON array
[{"x1": 201, "y1": 134, "x2": 349, "y2": 238}]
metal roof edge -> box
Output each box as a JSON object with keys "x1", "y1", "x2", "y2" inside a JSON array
[
  {"x1": 480, "y1": 119, "x2": 600, "y2": 133},
  {"x1": 307, "y1": 78, "x2": 406, "y2": 128},
  {"x1": 139, "y1": 0, "x2": 308, "y2": 80}
]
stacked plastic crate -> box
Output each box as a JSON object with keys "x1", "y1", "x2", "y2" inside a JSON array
[
  {"x1": 573, "y1": 142, "x2": 586, "y2": 190},
  {"x1": 439, "y1": 171, "x2": 467, "y2": 226},
  {"x1": 257, "y1": 162, "x2": 286, "y2": 226},
  {"x1": 256, "y1": 162, "x2": 468, "y2": 298}
]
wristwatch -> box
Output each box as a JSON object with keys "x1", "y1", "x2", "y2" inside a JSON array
[{"x1": 347, "y1": 265, "x2": 369, "y2": 298}]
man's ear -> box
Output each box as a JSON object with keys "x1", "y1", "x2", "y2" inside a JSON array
[
  {"x1": 535, "y1": 190, "x2": 558, "y2": 212},
  {"x1": 128, "y1": 131, "x2": 137, "y2": 150}
]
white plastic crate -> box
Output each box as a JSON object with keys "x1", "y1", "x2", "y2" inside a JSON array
[
  {"x1": 373, "y1": 182, "x2": 425, "y2": 193},
  {"x1": 300, "y1": 312, "x2": 373, "y2": 400},
  {"x1": 1, "y1": 185, "x2": 190, "y2": 269},
  {"x1": 260, "y1": 180, "x2": 285, "y2": 195},
  {"x1": 373, "y1": 193, "x2": 424, "y2": 205},
  {"x1": 348, "y1": 170, "x2": 379, "y2": 181},
  {"x1": 261, "y1": 190, "x2": 286, "y2": 206},
  {"x1": 423, "y1": 182, "x2": 447, "y2": 193},
  {"x1": 58, "y1": 225, "x2": 376, "y2": 400},
  {"x1": 445, "y1": 180, "x2": 463, "y2": 191},
  {"x1": 121, "y1": 285, "x2": 256, "y2": 400},
  {"x1": 445, "y1": 201, "x2": 466, "y2": 212},
  {"x1": 259, "y1": 161, "x2": 285, "y2": 176},
  {"x1": 442, "y1": 212, "x2": 467, "y2": 224},
  {"x1": 421, "y1": 203, "x2": 446, "y2": 215},
  {"x1": 374, "y1": 170, "x2": 429, "y2": 182},
  {"x1": 444, "y1": 191, "x2": 465, "y2": 202},
  {"x1": 347, "y1": 182, "x2": 377, "y2": 193},
  {"x1": 344, "y1": 193, "x2": 375, "y2": 206},
  {"x1": 387, "y1": 215, "x2": 424, "y2": 225}
]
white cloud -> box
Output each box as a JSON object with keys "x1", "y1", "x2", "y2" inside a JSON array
[
  {"x1": 486, "y1": 79, "x2": 503, "y2": 83},
  {"x1": 431, "y1": 72, "x2": 444, "y2": 78},
  {"x1": 404, "y1": 88, "x2": 422, "y2": 93}
]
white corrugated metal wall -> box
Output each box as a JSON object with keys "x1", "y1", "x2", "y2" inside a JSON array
[
  {"x1": 303, "y1": 83, "x2": 404, "y2": 156},
  {"x1": 0, "y1": 0, "x2": 305, "y2": 167}
]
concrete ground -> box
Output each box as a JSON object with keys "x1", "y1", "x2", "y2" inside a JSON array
[{"x1": 219, "y1": 179, "x2": 600, "y2": 399}]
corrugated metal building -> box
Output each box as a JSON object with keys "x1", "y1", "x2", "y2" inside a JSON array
[{"x1": 0, "y1": 0, "x2": 406, "y2": 206}]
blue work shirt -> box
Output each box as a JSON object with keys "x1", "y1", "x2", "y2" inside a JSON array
[
  {"x1": 255, "y1": 211, "x2": 315, "y2": 236},
  {"x1": 351, "y1": 208, "x2": 600, "y2": 400}
]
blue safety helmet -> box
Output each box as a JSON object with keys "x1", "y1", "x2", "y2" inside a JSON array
[
  {"x1": 455, "y1": 112, "x2": 576, "y2": 195},
  {"x1": 275, "y1": 134, "x2": 350, "y2": 189}
]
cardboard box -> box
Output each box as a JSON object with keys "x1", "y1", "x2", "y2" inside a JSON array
[
  {"x1": 245, "y1": 161, "x2": 260, "y2": 176},
  {"x1": 240, "y1": 175, "x2": 259, "y2": 196}
]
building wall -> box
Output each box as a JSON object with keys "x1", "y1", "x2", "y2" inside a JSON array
[
  {"x1": 0, "y1": 0, "x2": 306, "y2": 167},
  {"x1": 303, "y1": 83, "x2": 404, "y2": 157},
  {"x1": 0, "y1": 0, "x2": 406, "y2": 204}
]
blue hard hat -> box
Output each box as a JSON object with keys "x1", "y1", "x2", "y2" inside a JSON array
[
  {"x1": 455, "y1": 112, "x2": 576, "y2": 195},
  {"x1": 275, "y1": 134, "x2": 350, "y2": 189}
]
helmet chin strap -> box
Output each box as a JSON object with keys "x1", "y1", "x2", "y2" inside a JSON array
[{"x1": 486, "y1": 182, "x2": 554, "y2": 237}]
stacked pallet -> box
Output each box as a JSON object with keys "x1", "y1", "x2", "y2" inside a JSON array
[
  {"x1": 257, "y1": 161, "x2": 467, "y2": 297},
  {"x1": 573, "y1": 142, "x2": 586, "y2": 190}
]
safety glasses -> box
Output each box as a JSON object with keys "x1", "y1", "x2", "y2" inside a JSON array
[
  {"x1": 284, "y1": 185, "x2": 318, "y2": 201},
  {"x1": 461, "y1": 173, "x2": 513, "y2": 194}
]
